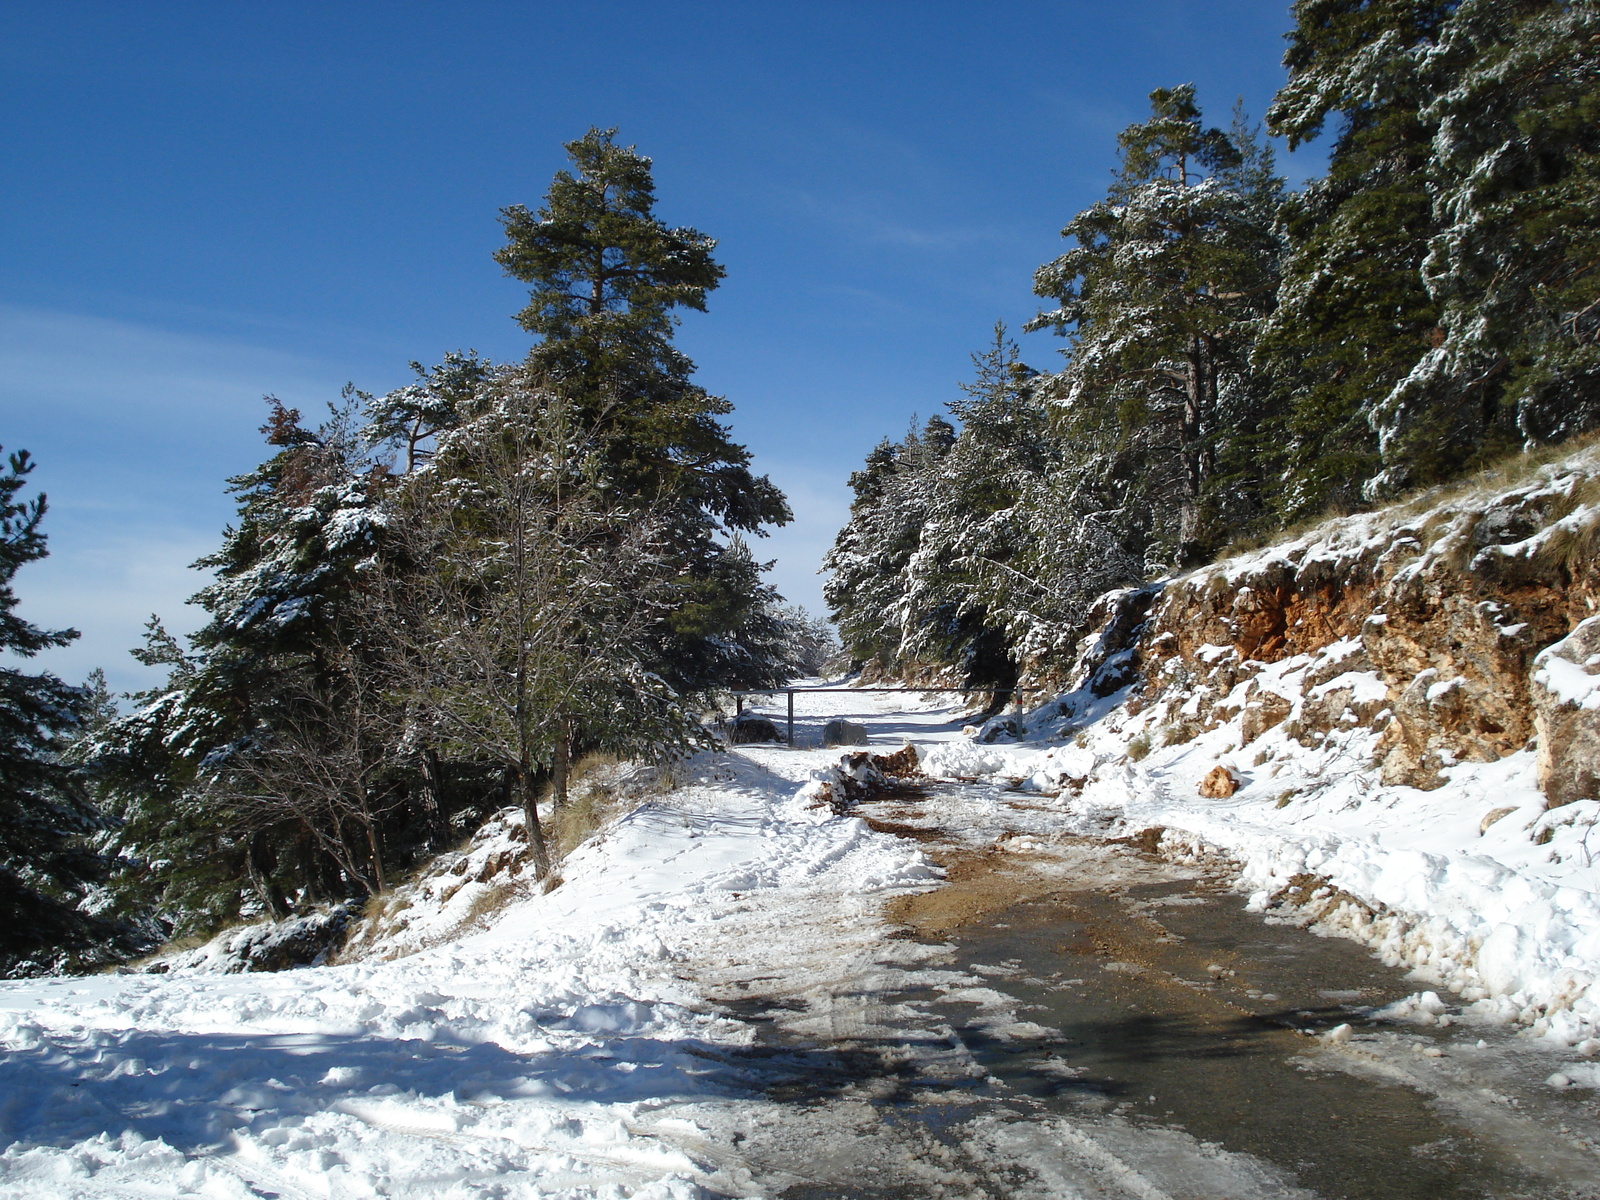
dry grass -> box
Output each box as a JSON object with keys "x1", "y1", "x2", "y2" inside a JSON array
[
  {"x1": 551, "y1": 751, "x2": 632, "y2": 859},
  {"x1": 462, "y1": 879, "x2": 524, "y2": 924},
  {"x1": 1389, "y1": 427, "x2": 1600, "y2": 519},
  {"x1": 1217, "y1": 430, "x2": 1600, "y2": 563},
  {"x1": 1161, "y1": 720, "x2": 1200, "y2": 748}
]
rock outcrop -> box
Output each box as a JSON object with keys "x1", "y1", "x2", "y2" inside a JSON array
[
  {"x1": 1531, "y1": 615, "x2": 1600, "y2": 808},
  {"x1": 823, "y1": 718, "x2": 869, "y2": 747},
  {"x1": 730, "y1": 715, "x2": 783, "y2": 744},
  {"x1": 1068, "y1": 448, "x2": 1600, "y2": 803}
]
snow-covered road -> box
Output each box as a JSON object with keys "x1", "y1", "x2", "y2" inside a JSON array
[{"x1": 4, "y1": 684, "x2": 1600, "y2": 1197}]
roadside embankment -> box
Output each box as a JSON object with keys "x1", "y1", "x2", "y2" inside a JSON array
[{"x1": 923, "y1": 443, "x2": 1600, "y2": 1049}]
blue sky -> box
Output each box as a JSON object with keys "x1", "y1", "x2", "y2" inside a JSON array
[{"x1": 2, "y1": 1, "x2": 1321, "y2": 693}]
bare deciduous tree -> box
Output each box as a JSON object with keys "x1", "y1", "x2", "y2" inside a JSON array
[
  {"x1": 381, "y1": 380, "x2": 702, "y2": 881},
  {"x1": 207, "y1": 637, "x2": 401, "y2": 903}
]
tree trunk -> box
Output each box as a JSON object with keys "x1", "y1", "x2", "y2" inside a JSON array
[
  {"x1": 552, "y1": 716, "x2": 571, "y2": 810},
  {"x1": 246, "y1": 832, "x2": 289, "y2": 919},
  {"x1": 363, "y1": 813, "x2": 386, "y2": 894},
  {"x1": 1179, "y1": 335, "x2": 1206, "y2": 559},
  {"x1": 517, "y1": 763, "x2": 553, "y2": 880},
  {"x1": 420, "y1": 747, "x2": 449, "y2": 848}
]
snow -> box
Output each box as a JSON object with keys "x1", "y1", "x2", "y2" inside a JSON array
[
  {"x1": 7, "y1": 635, "x2": 1600, "y2": 1192},
  {"x1": 1534, "y1": 617, "x2": 1600, "y2": 710},
  {"x1": 0, "y1": 739, "x2": 941, "y2": 1198},
  {"x1": 913, "y1": 642, "x2": 1600, "y2": 1052},
  {"x1": 0, "y1": 685, "x2": 1360, "y2": 1198}
]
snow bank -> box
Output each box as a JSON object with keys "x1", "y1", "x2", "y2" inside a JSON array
[
  {"x1": 914, "y1": 448, "x2": 1600, "y2": 1048},
  {"x1": 0, "y1": 753, "x2": 938, "y2": 1197}
]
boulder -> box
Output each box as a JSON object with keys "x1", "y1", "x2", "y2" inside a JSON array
[
  {"x1": 729, "y1": 715, "x2": 782, "y2": 744},
  {"x1": 1479, "y1": 806, "x2": 1518, "y2": 835},
  {"x1": 823, "y1": 719, "x2": 869, "y2": 747},
  {"x1": 1240, "y1": 690, "x2": 1293, "y2": 744},
  {"x1": 1531, "y1": 615, "x2": 1600, "y2": 808},
  {"x1": 1198, "y1": 764, "x2": 1239, "y2": 798}
]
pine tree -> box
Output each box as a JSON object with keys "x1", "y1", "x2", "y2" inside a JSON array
[
  {"x1": 823, "y1": 438, "x2": 907, "y2": 670},
  {"x1": 1261, "y1": 0, "x2": 1456, "y2": 506},
  {"x1": 1028, "y1": 85, "x2": 1283, "y2": 562},
  {"x1": 0, "y1": 448, "x2": 110, "y2": 975},
  {"x1": 823, "y1": 419, "x2": 956, "y2": 675},
  {"x1": 76, "y1": 618, "x2": 228, "y2": 938},
  {"x1": 496, "y1": 128, "x2": 791, "y2": 695},
  {"x1": 496, "y1": 128, "x2": 788, "y2": 535},
  {"x1": 898, "y1": 330, "x2": 1045, "y2": 686},
  {"x1": 364, "y1": 351, "x2": 488, "y2": 473},
  {"x1": 85, "y1": 399, "x2": 403, "y2": 928},
  {"x1": 385, "y1": 377, "x2": 704, "y2": 877},
  {"x1": 1400, "y1": 0, "x2": 1600, "y2": 451}
]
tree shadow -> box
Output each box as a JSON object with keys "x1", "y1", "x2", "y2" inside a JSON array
[{"x1": 0, "y1": 1023, "x2": 845, "y2": 1154}]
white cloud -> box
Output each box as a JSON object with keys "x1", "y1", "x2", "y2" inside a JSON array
[
  {"x1": 0, "y1": 304, "x2": 336, "y2": 427},
  {"x1": 11, "y1": 531, "x2": 216, "y2": 696}
]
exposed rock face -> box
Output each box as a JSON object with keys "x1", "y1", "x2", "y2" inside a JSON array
[
  {"x1": 1531, "y1": 615, "x2": 1600, "y2": 808},
  {"x1": 145, "y1": 902, "x2": 359, "y2": 974},
  {"x1": 1067, "y1": 450, "x2": 1600, "y2": 800}
]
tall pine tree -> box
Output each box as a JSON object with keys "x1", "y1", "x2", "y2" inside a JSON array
[
  {"x1": 1403, "y1": 0, "x2": 1600, "y2": 451},
  {"x1": 1028, "y1": 85, "x2": 1283, "y2": 562},
  {"x1": 496, "y1": 128, "x2": 792, "y2": 694},
  {"x1": 0, "y1": 449, "x2": 111, "y2": 975},
  {"x1": 1262, "y1": 1, "x2": 1456, "y2": 506}
]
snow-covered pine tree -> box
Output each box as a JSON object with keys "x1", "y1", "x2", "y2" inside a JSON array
[
  {"x1": 1395, "y1": 0, "x2": 1600, "y2": 456},
  {"x1": 1265, "y1": 0, "x2": 1599, "y2": 498},
  {"x1": 83, "y1": 399, "x2": 408, "y2": 929},
  {"x1": 934, "y1": 326, "x2": 1149, "y2": 675},
  {"x1": 75, "y1": 618, "x2": 231, "y2": 940},
  {"x1": 823, "y1": 418, "x2": 954, "y2": 675},
  {"x1": 384, "y1": 375, "x2": 705, "y2": 878},
  {"x1": 1261, "y1": 0, "x2": 1458, "y2": 505},
  {"x1": 823, "y1": 439, "x2": 906, "y2": 671},
  {"x1": 895, "y1": 329, "x2": 1044, "y2": 687},
  {"x1": 0, "y1": 448, "x2": 116, "y2": 976},
  {"x1": 1028, "y1": 85, "x2": 1284, "y2": 564},
  {"x1": 770, "y1": 605, "x2": 840, "y2": 678},
  {"x1": 363, "y1": 351, "x2": 488, "y2": 474},
  {"x1": 496, "y1": 128, "x2": 792, "y2": 696}
]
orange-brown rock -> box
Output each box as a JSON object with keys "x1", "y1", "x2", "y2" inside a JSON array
[
  {"x1": 1039, "y1": 451, "x2": 1600, "y2": 799},
  {"x1": 1199, "y1": 765, "x2": 1239, "y2": 798},
  {"x1": 1531, "y1": 615, "x2": 1600, "y2": 808}
]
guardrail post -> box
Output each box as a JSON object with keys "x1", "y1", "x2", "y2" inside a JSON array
[{"x1": 787, "y1": 691, "x2": 795, "y2": 745}]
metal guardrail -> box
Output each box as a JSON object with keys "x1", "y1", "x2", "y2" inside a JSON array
[{"x1": 725, "y1": 685, "x2": 1053, "y2": 746}]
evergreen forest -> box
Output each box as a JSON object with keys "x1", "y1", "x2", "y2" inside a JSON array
[
  {"x1": 2, "y1": 130, "x2": 827, "y2": 974},
  {"x1": 826, "y1": 0, "x2": 1600, "y2": 687}
]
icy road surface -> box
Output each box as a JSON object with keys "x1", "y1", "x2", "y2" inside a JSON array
[{"x1": 2, "y1": 684, "x2": 1599, "y2": 1197}]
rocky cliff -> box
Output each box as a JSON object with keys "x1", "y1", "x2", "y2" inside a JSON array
[{"x1": 1077, "y1": 444, "x2": 1600, "y2": 806}]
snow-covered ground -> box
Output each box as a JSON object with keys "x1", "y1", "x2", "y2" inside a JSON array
[
  {"x1": 4, "y1": 682, "x2": 1600, "y2": 1197},
  {"x1": 0, "y1": 712, "x2": 944, "y2": 1198}
]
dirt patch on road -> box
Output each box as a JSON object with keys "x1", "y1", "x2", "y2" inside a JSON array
[
  {"x1": 885, "y1": 845, "x2": 1069, "y2": 937},
  {"x1": 857, "y1": 816, "x2": 945, "y2": 843}
]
